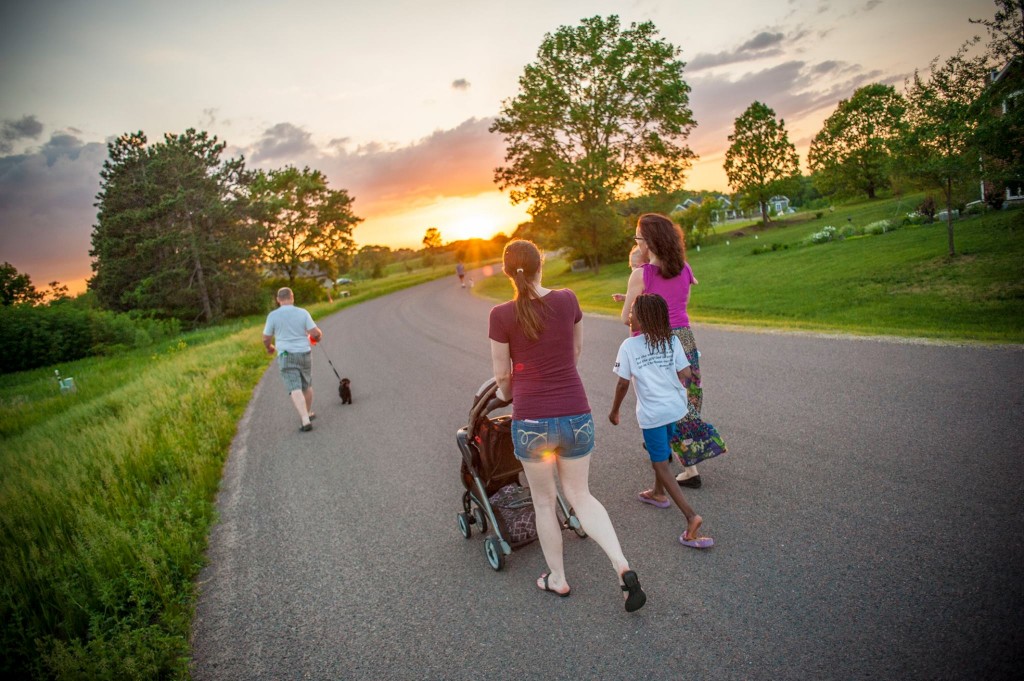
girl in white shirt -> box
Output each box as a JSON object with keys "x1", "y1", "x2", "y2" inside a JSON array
[{"x1": 609, "y1": 294, "x2": 714, "y2": 549}]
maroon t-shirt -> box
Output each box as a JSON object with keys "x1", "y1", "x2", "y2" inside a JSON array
[{"x1": 488, "y1": 288, "x2": 591, "y2": 420}]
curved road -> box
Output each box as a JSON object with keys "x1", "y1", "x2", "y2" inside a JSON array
[{"x1": 192, "y1": 270, "x2": 1024, "y2": 681}]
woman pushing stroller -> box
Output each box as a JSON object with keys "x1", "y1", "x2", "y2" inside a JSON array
[{"x1": 489, "y1": 239, "x2": 646, "y2": 612}]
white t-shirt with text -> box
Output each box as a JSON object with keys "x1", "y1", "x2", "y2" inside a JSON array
[{"x1": 613, "y1": 334, "x2": 690, "y2": 429}]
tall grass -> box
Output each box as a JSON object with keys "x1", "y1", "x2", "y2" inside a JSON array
[
  {"x1": 0, "y1": 268, "x2": 449, "y2": 679},
  {"x1": 478, "y1": 197, "x2": 1024, "y2": 343}
]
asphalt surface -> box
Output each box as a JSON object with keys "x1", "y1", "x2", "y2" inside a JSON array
[{"x1": 191, "y1": 270, "x2": 1024, "y2": 681}]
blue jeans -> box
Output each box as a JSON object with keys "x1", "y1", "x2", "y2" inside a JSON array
[{"x1": 511, "y1": 412, "x2": 595, "y2": 462}]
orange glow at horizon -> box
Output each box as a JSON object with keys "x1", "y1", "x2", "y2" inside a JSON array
[{"x1": 355, "y1": 191, "x2": 531, "y2": 249}]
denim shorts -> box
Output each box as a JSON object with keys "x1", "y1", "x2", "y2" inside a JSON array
[
  {"x1": 641, "y1": 421, "x2": 679, "y2": 463},
  {"x1": 511, "y1": 412, "x2": 595, "y2": 462}
]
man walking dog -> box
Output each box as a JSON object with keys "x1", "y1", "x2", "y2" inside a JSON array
[{"x1": 263, "y1": 287, "x2": 322, "y2": 432}]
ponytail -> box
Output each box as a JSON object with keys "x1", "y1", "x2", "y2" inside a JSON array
[{"x1": 503, "y1": 240, "x2": 547, "y2": 340}]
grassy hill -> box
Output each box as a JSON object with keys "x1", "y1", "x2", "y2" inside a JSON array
[{"x1": 478, "y1": 195, "x2": 1024, "y2": 343}]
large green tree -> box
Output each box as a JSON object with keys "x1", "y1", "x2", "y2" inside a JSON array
[
  {"x1": 900, "y1": 47, "x2": 990, "y2": 256},
  {"x1": 491, "y1": 15, "x2": 696, "y2": 269},
  {"x1": 724, "y1": 101, "x2": 800, "y2": 227},
  {"x1": 253, "y1": 166, "x2": 361, "y2": 286},
  {"x1": 808, "y1": 84, "x2": 907, "y2": 199},
  {"x1": 91, "y1": 130, "x2": 263, "y2": 322}
]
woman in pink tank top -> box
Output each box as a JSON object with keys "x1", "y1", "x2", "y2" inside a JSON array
[{"x1": 619, "y1": 213, "x2": 705, "y2": 488}]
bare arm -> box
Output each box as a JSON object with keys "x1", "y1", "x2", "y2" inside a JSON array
[
  {"x1": 308, "y1": 325, "x2": 323, "y2": 342},
  {"x1": 490, "y1": 339, "x2": 512, "y2": 401},
  {"x1": 608, "y1": 377, "x2": 631, "y2": 425},
  {"x1": 573, "y1": 320, "x2": 583, "y2": 366},
  {"x1": 677, "y1": 366, "x2": 694, "y2": 385},
  {"x1": 262, "y1": 334, "x2": 275, "y2": 355},
  {"x1": 619, "y1": 267, "x2": 645, "y2": 325}
]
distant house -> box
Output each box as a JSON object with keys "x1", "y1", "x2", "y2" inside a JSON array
[
  {"x1": 672, "y1": 198, "x2": 703, "y2": 212},
  {"x1": 263, "y1": 261, "x2": 335, "y2": 290},
  {"x1": 767, "y1": 195, "x2": 793, "y2": 214},
  {"x1": 984, "y1": 59, "x2": 1024, "y2": 204}
]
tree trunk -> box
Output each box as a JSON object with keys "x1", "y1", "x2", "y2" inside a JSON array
[
  {"x1": 866, "y1": 183, "x2": 876, "y2": 200},
  {"x1": 186, "y1": 215, "x2": 214, "y2": 323},
  {"x1": 590, "y1": 223, "x2": 601, "y2": 274},
  {"x1": 760, "y1": 201, "x2": 769, "y2": 228},
  {"x1": 945, "y1": 177, "x2": 955, "y2": 257}
]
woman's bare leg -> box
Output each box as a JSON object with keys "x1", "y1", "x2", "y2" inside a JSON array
[
  {"x1": 556, "y1": 454, "x2": 630, "y2": 578},
  {"x1": 520, "y1": 458, "x2": 569, "y2": 593}
]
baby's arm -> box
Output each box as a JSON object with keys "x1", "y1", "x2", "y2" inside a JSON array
[{"x1": 609, "y1": 377, "x2": 631, "y2": 425}]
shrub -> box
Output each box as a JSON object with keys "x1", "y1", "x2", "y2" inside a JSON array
[
  {"x1": 815, "y1": 211, "x2": 824, "y2": 219},
  {"x1": 808, "y1": 225, "x2": 838, "y2": 244},
  {"x1": 260, "y1": 277, "x2": 328, "y2": 309},
  {"x1": 865, "y1": 219, "x2": 897, "y2": 235},
  {"x1": 918, "y1": 196, "x2": 936, "y2": 219},
  {"x1": 0, "y1": 304, "x2": 180, "y2": 374}
]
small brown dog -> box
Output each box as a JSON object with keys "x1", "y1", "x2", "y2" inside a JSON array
[{"x1": 339, "y1": 378, "x2": 352, "y2": 404}]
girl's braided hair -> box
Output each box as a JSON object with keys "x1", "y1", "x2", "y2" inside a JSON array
[{"x1": 632, "y1": 294, "x2": 673, "y2": 354}]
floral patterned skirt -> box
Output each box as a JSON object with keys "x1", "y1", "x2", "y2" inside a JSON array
[{"x1": 672, "y1": 326, "x2": 702, "y2": 416}]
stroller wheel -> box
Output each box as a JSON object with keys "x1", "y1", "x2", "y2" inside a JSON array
[
  {"x1": 484, "y1": 536, "x2": 504, "y2": 571},
  {"x1": 472, "y1": 506, "x2": 488, "y2": 533},
  {"x1": 457, "y1": 512, "x2": 472, "y2": 539}
]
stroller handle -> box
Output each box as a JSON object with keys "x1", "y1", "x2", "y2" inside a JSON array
[{"x1": 468, "y1": 377, "x2": 511, "y2": 429}]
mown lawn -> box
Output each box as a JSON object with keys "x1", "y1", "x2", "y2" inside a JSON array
[{"x1": 478, "y1": 197, "x2": 1024, "y2": 343}]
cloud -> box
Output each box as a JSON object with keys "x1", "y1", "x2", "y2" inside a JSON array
[
  {"x1": 864, "y1": 0, "x2": 882, "y2": 11},
  {"x1": 687, "y1": 29, "x2": 806, "y2": 72},
  {"x1": 249, "y1": 122, "x2": 316, "y2": 163},
  {"x1": 686, "y1": 60, "x2": 894, "y2": 158},
  {"x1": 315, "y1": 117, "x2": 504, "y2": 216},
  {"x1": 452, "y1": 78, "x2": 471, "y2": 90},
  {"x1": 740, "y1": 31, "x2": 785, "y2": 52},
  {"x1": 0, "y1": 132, "x2": 106, "y2": 287},
  {"x1": 1, "y1": 115, "x2": 44, "y2": 153}
]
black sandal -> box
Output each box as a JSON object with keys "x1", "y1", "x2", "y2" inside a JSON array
[{"x1": 621, "y1": 570, "x2": 646, "y2": 612}]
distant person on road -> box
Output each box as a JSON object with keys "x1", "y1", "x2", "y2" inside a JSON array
[
  {"x1": 609, "y1": 293, "x2": 714, "y2": 549},
  {"x1": 262, "y1": 287, "x2": 323, "y2": 432},
  {"x1": 620, "y1": 213, "x2": 704, "y2": 488},
  {"x1": 489, "y1": 239, "x2": 646, "y2": 612},
  {"x1": 611, "y1": 244, "x2": 649, "y2": 303},
  {"x1": 456, "y1": 261, "x2": 466, "y2": 287}
]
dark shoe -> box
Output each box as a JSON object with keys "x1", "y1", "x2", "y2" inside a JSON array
[
  {"x1": 300, "y1": 423, "x2": 313, "y2": 432},
  {"x1": 538, "y1": 573, "x2": 570, "y2": 598},
  {"x1": 621, "y1": 570, "x2": 646, "y2": 612},
  {"x1": 308, "y1": 412, "x2": 316, "y2": 421},
  {"x1": 677, "y1": 475, "x2": 702, "y2": 489}
]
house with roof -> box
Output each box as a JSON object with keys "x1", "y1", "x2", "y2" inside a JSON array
[{"x1": 983, "y1": 58, "x2": 1024, "y2": 204}]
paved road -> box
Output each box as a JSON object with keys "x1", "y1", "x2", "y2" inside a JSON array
[{"x1": 192, "y1": 271, "x2": 1024, "y2": 681}]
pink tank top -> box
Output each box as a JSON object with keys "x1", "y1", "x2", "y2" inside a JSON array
[{"x1": 642, "y1": 262, "x2": 695, "y2": 328}]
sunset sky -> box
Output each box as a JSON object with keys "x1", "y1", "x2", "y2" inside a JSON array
[{"x1": 0, "y1": 0, "x2": 994, "y2": 293}]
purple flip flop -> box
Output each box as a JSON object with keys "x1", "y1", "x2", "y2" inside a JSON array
[
  {"x1": 638, "y1": 492, "x2": 671, "y2": 509},
  {"x1": 679, "y1": 533, "x2": 714, "y2": 549}
]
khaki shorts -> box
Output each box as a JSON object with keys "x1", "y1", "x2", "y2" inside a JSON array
[{"x1": 278, "y1": 351, "x2": 312, "y2": 392}]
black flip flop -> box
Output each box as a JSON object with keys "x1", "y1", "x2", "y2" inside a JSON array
[
  {"x1": 621, "y1": 570, "x2": 647, "y2": 612},
  {"x1": 538, "y1": 573, "x2": 570, "y2": 598}
]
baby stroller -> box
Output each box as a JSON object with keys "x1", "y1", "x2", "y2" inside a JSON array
[{"x1": 456, "y1": 378, "x2": 587, "y2": 571}]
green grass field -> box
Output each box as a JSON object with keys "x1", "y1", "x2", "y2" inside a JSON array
[
  {"x1": 479, "y1": 196, "x2": 1024, "y2": 343},
  {"x1": 0, "y1": 267, "x2": 450, "y2": 679}
]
